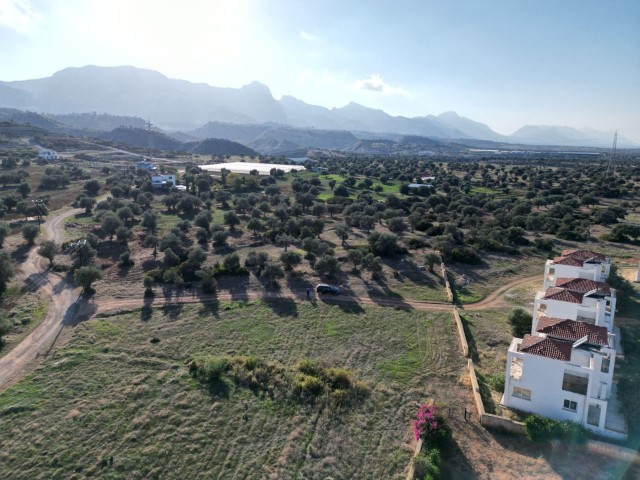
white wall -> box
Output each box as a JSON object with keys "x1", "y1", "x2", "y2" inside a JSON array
[{"x1": 504, "y1": 344, "x2": 615, "y2": 431}]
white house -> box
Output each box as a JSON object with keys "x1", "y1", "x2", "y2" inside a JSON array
[
  {"x1": 532, "y1": 280, "x2": 616, "y2": 333},
  {"x1": 502, "y1": 321, "x2": 626, "y2": 439},
  {"x1": 543, "y1": 249, "x2": 610, "y2": 290},
  {"x1": 38, "y1": 149, "x2": 58, "y2": 160},
  {"x1": 151, "y1": 174, "x2": 176, "y2": 188},
  {"x1": 136, "y1": 161, "x2": 158, "y2": 171}
]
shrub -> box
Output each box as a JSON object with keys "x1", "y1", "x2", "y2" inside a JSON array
[
  {"x1": 413, "y1": 448, "x2": 441, "y2": 480},
  {"x1": 486, "y1": 374, "x2": 505, "y2": 392},
  {"x1": 508, "y1": 308, "x2": 532, "y2": 337},
  {"x1": 118, "y1": 251, "x2": 134, "y2": 267},
  {"x1": 189, "y1": 355, "x2": 229, "y2": 385},
  {"x1": 524, "y1": 414, "x2": 588, "y2": 444},
  {"x1": 294, "y1": 373, "x2": 325, "y2": 397}
]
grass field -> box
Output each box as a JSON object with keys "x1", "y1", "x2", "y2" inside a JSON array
[
  {"x1": 0, "y1": 300, "x2": 465, "y2": 479},
  {"x1": 0, "y1": 288, "x2": 49, "y2": 360}
]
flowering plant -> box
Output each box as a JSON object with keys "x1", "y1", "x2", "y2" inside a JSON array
[{"x1": 412, "y1": 404, "x2": 438, "y2": 441}]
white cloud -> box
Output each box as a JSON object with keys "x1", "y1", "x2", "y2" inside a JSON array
[
  {"x1": 299, "y1": 30, "x2": 320, "y2": 42},
  {"x1": 0, "y1": 0, "x2": 41, "y2": 34},
  {"x1": 354, "y1": 73, "x2": 408, "y2": 96}
]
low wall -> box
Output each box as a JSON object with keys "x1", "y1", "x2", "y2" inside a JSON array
[
  {"x1": 481, "y1": 413, "x2": 526, "y2": 434},
  {"x1": 467, "y1": 360, "x2": 485, "y2": 417},
  {"x1": 467, "y1": 360, "x2": 527, "y2": 434},
  {"x1": 405, "y1": 438, "x2": 423, "y2": 480},
  {"x1": 453, "y1": 308, "x2": 469, "y2": 357},
  {"x1": 438, "y1": 253, "x2": 454, "y2": 303}
]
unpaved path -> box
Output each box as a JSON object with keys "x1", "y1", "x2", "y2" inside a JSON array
[
  {"x1": 0, "y1": 207, "x2": 82, "y2": 391},
  {"x1": 0, "y1": 204, "x2": 543, "y2": 393},
  {"x1": 463, "y1": 275, "x2": 541, "y2": 311}
]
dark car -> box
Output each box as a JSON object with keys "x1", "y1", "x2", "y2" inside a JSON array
[{"x1": 316, "y1": 283, "x2": 340, "y2": 295}]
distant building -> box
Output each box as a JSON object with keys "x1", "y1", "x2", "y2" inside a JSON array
[
  {"x1": 38, "y1": 149, "x2": 58, "y2": 160},
  {"x1": 136, "y1": 160, "x2": 158, "y2": 171},
  {"x1": 151, "y1": 174, "x2": 176, "y2": 188}
]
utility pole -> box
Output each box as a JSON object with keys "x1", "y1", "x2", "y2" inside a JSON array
[
  {"x1": 31, "y1": 199, "x2": 46, "y2": 232},
  {"x1": 69, "y1": 239, "x2": 87, "y2": 266},
  {"x1": 606, "y1": 130, "x2": 617, "y2": 177}
]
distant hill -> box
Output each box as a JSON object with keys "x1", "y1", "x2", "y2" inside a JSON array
[
  {"x1": 187, "y1": 122, "x2": 358, "y2": 154},
  {"x1": 186, "y1": 138, "x2": 257, "y2": 156},
  {"x1": 100, "y1": 127, "x2": 182, "y2": 150},
  {"x1": 100, "y1": 126, "x2": 257, "y2": 156},
  {"x1": 510, "y1": 125, "x2": 636, "y2": 148},
  {"x1": 0, "y1": 107, "x2": 70, "y2": 132},
  {"x1": 46, "y1": 112, "x2": 147, "y2": 131},
  {"x1": 0, "y1": 65, "x2": 635, "y2": 147}
]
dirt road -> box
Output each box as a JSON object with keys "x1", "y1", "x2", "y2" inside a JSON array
[
  {"x1": 0, "y1": 204, "x2": 542, "y2": 393},
  {"x1": 0, "y1": 207, "x2": 82, "y2": 391},
  {"x1": 463, "y1": 275, "x2": 541, "y2": 311}
]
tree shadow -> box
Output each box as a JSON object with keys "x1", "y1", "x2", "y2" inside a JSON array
[
  {"x1": 141, "y1": 258, "x2": 162, "y2": 270},
  {"x1": 116, "y1": 263, "x2": 133, "y2": 278},
  {"x1": 11, "y1": 244, "x2": 32, "y2": 263},
  {"x1": 139, "y1": 297, "x2": 155, "y2": 321},
  {"x1": 319, "y1": 294, "x2": 365, "y2": 314},
  {"x1": 262, "y1": 296, "x2": 298, "y2": 317},
  {"x1": 161, "y1": 303, "x2": 183, "y2": 321},
  {"x1": 198, "y1": 299, "x2": 220, "y2": 317},
  {"x1": 363, "y1": 278, "x2": 414, "y2": 311}
]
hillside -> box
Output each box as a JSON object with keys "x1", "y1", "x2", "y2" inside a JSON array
[
  {"x1": 100, "y1": 126, "x2": 257, "y2": 156},
  {"x1": 46, "y1": 112, "x2": 147, "y2": 131}
]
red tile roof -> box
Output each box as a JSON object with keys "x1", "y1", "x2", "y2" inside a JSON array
[
  {"x1": 554, "y1": 249, "x2": 606, "y2": 266},
  {"x1": 543, "y1": 287, "x2": 584, "y2": 304},
  {"x1": 536, "y1": 316, "x2": 609, "y2": 346},
  {"x1": 561, "y1": 249, "x2": 606, "y2": 260},
  {"x1": 553, "y1": 256, "x2": 584, "y2": 266},
  {"x1": 555, "y1": 278, "x2": 611, "y2": 296},
  {"x1": 520, "y1": 334, "x2": 573, "y2": 361}
]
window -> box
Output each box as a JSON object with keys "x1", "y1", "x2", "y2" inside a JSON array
[
  {"x1": 563, "y1": 399, "x2": 578, "y2": 412},
  {"x1": 562, "y1": 372, "x2": 589, "y2": 395},
  {"x1": 548, "y1": 268, "x2": 555, "y2": 276},
  {"x1": 512, "y1": 387, "x2": 531, "y2": 400},
  {"x1": 601, "y1": 357, "x2": 610, "y2": 374}
]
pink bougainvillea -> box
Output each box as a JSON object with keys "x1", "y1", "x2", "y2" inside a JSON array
[{"x1": 412, "y1": 404, "x2": 438, "y2": 441}]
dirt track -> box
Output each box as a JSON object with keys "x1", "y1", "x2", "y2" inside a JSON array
[
  {"x1": 0, "y1": 208, "x2": 83, "y2": 391},
  {"x1": 0, "y1": 206, "x2": 542, "y2": 393}
]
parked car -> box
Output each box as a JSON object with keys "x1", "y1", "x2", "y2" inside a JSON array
[{"x1": 316, "y1": 283, "x2": 341, "y2": 295}]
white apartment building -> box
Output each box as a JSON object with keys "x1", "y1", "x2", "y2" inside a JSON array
[
  {"x1": 38, "y1": 149, "x2": 59, "y2": 160},
  {"x1": 532, "y1": 279, "x2": 616, "y2": 333},
  {"x1": 543, "y1": 249, "x2": 611, "y2": 290},
  {"x1": 502, "y1": 320, "x2": 625, "y2": 439},
  {"x1": 151, "y1": 174, "x2": 176, "y2": 188}
]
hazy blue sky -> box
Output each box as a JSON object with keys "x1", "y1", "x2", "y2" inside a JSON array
[{"x1": 1, "y1": 0, "x2": 639, "y2": 140}]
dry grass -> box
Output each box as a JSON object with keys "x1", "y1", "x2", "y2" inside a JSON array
[{"x1": 0, "y1": 300, "x2": 465, "y2": 479}]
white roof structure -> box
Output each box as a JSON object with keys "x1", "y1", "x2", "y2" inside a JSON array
[{"x1": 199, "y1": 162, "x2": 302, "y2": 175}]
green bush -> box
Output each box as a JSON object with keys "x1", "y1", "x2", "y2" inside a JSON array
[
  {"x1": 524, "y1": 414, "x2": 588, "y2": 444},
  {"x1": 413, "y1": 447, "x2": 441, "y2": 480},
  {"x1": 486, "y1": 374, "x2": 505, "y2": 392},
  {"x1": 508, "y1": 308, "x2": 532, "y2": 337},
  {"x1": 294, "y1": 373, "x2": 325, "y2": 397},
  {"x1": 189, "y1": 355, "x2": 229, "y2": 385}
]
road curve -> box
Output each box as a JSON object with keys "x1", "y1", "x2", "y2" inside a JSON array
[
  {"x1": 0, "y1": 208, "x2": 82, "y2": 392},
  {"x1": 0, "y1": 204, "x2": 541, "y2": 393}
]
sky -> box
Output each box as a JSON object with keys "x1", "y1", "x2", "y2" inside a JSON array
[{"x1": 1, "y1": 0, "x2": 639, "y2": 141}]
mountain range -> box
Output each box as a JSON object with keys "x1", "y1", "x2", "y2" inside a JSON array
[{"x1": 0, "y1": 65, "x2": 635, "y2": 148}]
